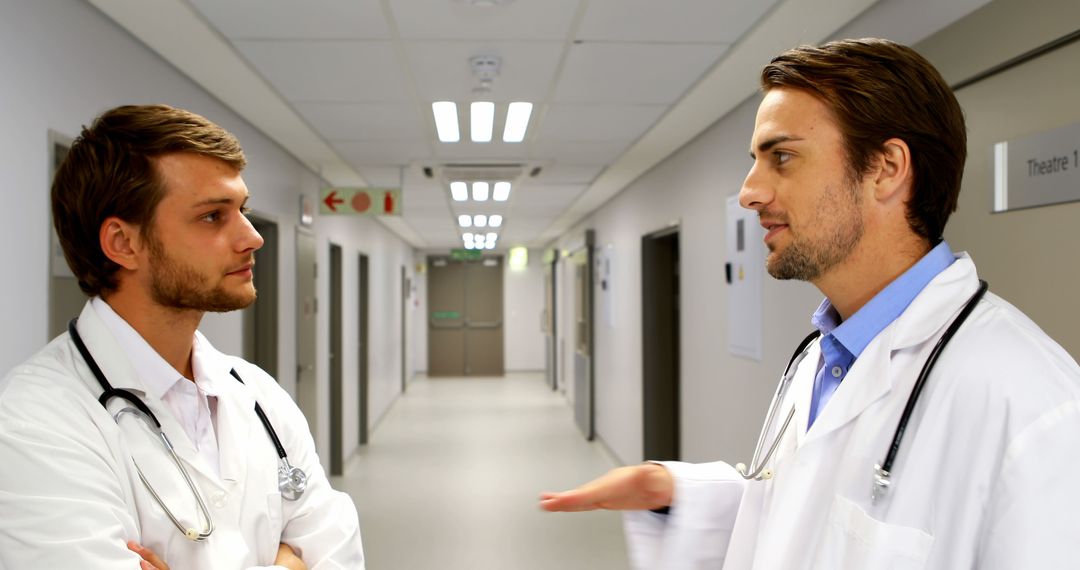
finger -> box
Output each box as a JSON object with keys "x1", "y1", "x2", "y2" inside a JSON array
[
  {"x1": 539, "y1": 491, "x2": 601, "y2": 512},
  {"x1": 128, "y1": 542, "x2": 169, "y2": 570}
]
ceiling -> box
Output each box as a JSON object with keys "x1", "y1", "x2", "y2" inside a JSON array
[{"x1": 88, "y1": 0, "x2": 991, "y2": 251}]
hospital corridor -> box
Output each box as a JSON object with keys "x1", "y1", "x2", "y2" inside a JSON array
[
  {"x1": 2, "y1": 0, "x2": 1080, "y2": 568},
  {"x1": 331, "y1": 373, "x2": 627, "y2": 568}
]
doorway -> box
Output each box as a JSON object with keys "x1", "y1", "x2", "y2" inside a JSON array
[
  {"x1": 295, "y1": 229, "x2": 318, "y2": 435},
  {"x1": 329, "y1": 243, "x2": 343, "y2": 476},
  {"x1": 426, "y1": 256, "x2": 505, "y2": 376},
  {"x1": 571, "y1": 230, "x2": 595, "y2": 440},
  {"x1": 543, "y1": 252, "x2": 558, "y2": 391},
  {"x1": 642, "y1": 228, "x2": 681, "y2": 461},
  {"x1": 401, "y1": 265, "x2": 408, "y2": 392},
  {"x1": 242, "y1": 216, "x2": 279, "y2": 378},
  {"x1": 357, "y1": 254, "x2": 370, "y2": 445},
  {"x1": 47, "y1": 133, "x2": 84, "y2": 340}
]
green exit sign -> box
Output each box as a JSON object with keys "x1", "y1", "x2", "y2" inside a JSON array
[{"x1": 450, "y1": 248, "x2": 482, "y2": 261}]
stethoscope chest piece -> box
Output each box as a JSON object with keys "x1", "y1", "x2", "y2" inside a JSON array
[{"x1": 279, "y1": 460, "x2": 308, "y2": 501}]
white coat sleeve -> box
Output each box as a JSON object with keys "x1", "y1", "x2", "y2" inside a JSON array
[
  {"x1": 0, "y1": 373, "x2": 145, "y2": 568},
  {"x1": 976, "y1": 399, "x2": 1080, "y2": 569},
  {"x1": 242, "y1": 364, "x2": 365, "y2": 570},
  {"x1": 622, "y1": 460, "x2": 746, "y2": 570}
]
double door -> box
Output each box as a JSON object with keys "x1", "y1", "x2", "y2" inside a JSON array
[{"x1": 427, "y1": 256, "x2": 504, "y2": 376}]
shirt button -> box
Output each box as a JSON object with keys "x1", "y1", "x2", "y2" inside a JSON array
[
  {"x1": 831, "y1": 366, "x2": 843, "y2": 378},
  {"x1": 210, "y1": 491, "x2": 228, "y2": 509}
]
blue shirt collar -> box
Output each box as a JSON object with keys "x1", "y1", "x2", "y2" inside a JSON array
[{"x1": 811, "y1": 240, "x2": 955, "y2": 358}]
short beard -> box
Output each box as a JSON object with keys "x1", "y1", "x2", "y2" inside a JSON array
[
  {"x1": 766, "y1": 180, "x2": 864, "y2": 281},
  {"x1": 146, "y1": 231, "x2": 256, "y2": 313}
]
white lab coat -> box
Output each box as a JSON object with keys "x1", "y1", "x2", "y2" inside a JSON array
[
  {"x1": 624, "y1": 254, "x2": 1080, "y2": 569},
  {"x1": 0, "y1": 301, "x2": 364, "y2": 569}
]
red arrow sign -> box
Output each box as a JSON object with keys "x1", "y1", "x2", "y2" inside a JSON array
[{"x1": 323, "y1": 190, "x2": 344, "y2": 212}]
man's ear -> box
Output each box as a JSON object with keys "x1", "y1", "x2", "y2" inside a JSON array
[
  {"x1": 873, "y1": 137, "x2": 913, "y2": 204},
  {"x1": 99, "y1": 217, "x2": 143, "y2": 270}
]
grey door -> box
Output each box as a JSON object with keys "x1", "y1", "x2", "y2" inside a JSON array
[
  {"x1": 571, "y1": 231, "x2": 595, "y2": 440},
  {"x1": 642, "y1": 228, "x2": 681, "y2": 461},
  {"x1": 242, "y1": 217, "x2": 279, "y2": 378},
  {"x1": 357, "y1": 254, "x2": 369, "y2": 445},
  {"x1": 48, "y1": 135, "x2": 85, "y2": 340},
  {"x1": 543, "y1": 255, "x2": 557, "y2": 391},
  {"x1": 329, "y1": 243, "x2": 343, "y2": 475},
  {"x1": 295, "y1": 229, "x2": 318, "y2": 435},
  {"x1": 427, "y1": 256, "x2": 504, "y2": 376}
]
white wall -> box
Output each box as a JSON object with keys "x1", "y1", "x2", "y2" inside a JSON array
[
  {"x1": 0, "y1": 0, "x2": 417, "y2": 469},
  {"x1": 504, "y1": 249, "x2": 545, "y2": 371},
  {"x1": 551, "y1": 0, "x2": 1080, "y2": 466}
]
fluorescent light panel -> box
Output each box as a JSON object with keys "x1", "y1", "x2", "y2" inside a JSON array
[
  {"x1": 432, "y1": 102, "x2": 460, "y2": 142},
  {"x1": 489, "y1": 215, "x2": 503, "y2": 227},
  {"x1": 502, "y1": 102, "x2": 533, "y2": 142},
  {"x1": 458, "y1": 215, "x2": 472, "y2": 227},
  {"x1": 493, "y1": 181, "x2": 511, "y2": 201},
  {"x1": 474, "y1": 215, "x2": 487, "y2": 228},
  {"x1": 450, "y1": 181, "x2": 468, "y2": 201},
  {"x1": 471, "y1": 102, "x2": 494, "y2": 142},
  {"x1": 472, "y1": 181, "x2": 489, "y2": 201}
]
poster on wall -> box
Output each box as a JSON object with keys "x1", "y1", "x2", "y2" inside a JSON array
[{"x1": 726, "y1": 195, "x2": 764, "y2": 360}]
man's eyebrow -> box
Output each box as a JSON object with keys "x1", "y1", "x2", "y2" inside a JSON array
[
  {"x1": 191, "y1": 195, "x2": 250, "y2": 208},
  {"x1": 749, "y1": 135, "x2": 803, "y2": 158}
]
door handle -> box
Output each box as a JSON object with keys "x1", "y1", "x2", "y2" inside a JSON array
[{"x1": 467, "y1": 320, "x2": 502, "y2": 328}]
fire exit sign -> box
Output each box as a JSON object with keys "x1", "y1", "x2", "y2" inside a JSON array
[{"x1": 320, "y1": 187, "x2": 402, "y2": 216}]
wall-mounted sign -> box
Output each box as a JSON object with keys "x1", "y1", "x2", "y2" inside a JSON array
[
  {"x1": 994, "y1": 120, "x2": 1080, "y2": 212},
  {"x1": 432, "y1": 311, "x2": 461, "y2": 320},
  {"x1": 299, "y1": 194, "x2": 314, "y2": 227},
  {"x1": 450, "y1": 248, "x2": 482, "y2": 261},
  {"x1": 320, "y1": 187, "x2": 402, "y2": 216}
]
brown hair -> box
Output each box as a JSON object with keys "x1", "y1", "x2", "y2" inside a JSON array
[
  {"x1": 51, "y1": 104, "x2": 246, "y2": 296},
  {"x1": 761, "y1": 38, "x2": 966, "y2": 242}
]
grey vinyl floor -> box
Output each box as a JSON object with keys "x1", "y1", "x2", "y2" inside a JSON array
[{"x1": 331, "y1": 372, "x2": 630, "y2": 569}]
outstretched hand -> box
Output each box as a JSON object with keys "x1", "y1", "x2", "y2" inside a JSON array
[{"x1": 539, "y1": 463, "x2": 674, "y2": 512}]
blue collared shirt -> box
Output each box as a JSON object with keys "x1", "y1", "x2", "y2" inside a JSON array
[{"x1": 806, "y1": 241, "x2": 956, "y2": 428}]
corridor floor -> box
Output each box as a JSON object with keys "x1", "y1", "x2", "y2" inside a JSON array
[{"x1": 331, "y1": 372, "x2": 630, "y2": 569}]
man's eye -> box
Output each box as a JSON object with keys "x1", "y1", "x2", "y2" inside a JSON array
[
  {"x1": 201, "y1": 212, "x2": 220, "y2": 223},
  {"x1": 774, "y1": 151, "x2": 792, "y2": 165}
]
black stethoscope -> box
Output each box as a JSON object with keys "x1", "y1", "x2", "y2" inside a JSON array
[
  {"x1": 67, "y1": 318, "x2": 308, "y2": 542},
  {"x1": 734, "y1": 279, "x2": 989, "y2": 503}
]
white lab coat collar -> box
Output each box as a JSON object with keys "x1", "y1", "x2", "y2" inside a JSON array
[
  {"x1": 800, "y1": 252, "x2": 981, "y2": 445},
  {"x1": 73, "y1": 300, "x2": 249, "y2": 489},
  {"x1": 91, "y1": 297, "x2": 188, "y2": 401}
]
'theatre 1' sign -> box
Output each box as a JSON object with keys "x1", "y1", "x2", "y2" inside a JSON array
[{"x1": 320, "y1": 187, "x2": 402, "y2": 216}]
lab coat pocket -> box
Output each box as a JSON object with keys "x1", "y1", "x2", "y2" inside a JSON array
[{"x1": 814, "y1": 494, "x2": 933, "y2": 570}]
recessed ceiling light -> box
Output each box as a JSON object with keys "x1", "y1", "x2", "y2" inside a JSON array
[
  {"x1": 458, "y1": 215, "x2": 472, "y2": 227},
  {"x1": 474, "y1": 214, "x2": 488, "y2": 228},
  {"x1": 486, "y1": 232, "x2": 497, "y2": 242},
  {"x1": 472, "y1": 181, "x2": 489, "y2": 201},
  {"x1": 503, "y1": 102, "x2": 533, "y2": 142},
  {"x1": 432, "y1": 102, "x2": 460, "y2": 142},
  {"x1": 450, "y1": 181, "x2": 468, "y2": 201},
  {"x1": 489, "y1": 215, "x2": 503, "y2": 227},
  {"x1": 493, "y1": 181, "x2": 511, "y2": 201},
  {"x1": 471, "y1": 102, "x2": 494, "y2": 142}
]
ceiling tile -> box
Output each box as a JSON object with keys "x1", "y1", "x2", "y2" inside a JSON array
[
  {"x1": 407, "y1": 41, "x2": 564, "y2": 102},
  {"x1": 334, "y1": 140, "x2": 432, "y2": 166},
  {"x1": 534, "y1": 164, "x2": 604, "y2": 184},
  {"x1": 390, "y1": 0, "x2": 581, "y2": 41},
  {"x1": 537, "y1": 103, "x2": 666, "y2": 142},
  {"x1": 295, "y1": 102, "x2": 428, "y2": 141},
  {"x1": 554, "y1": 42, "x2": 728, "y2": 104},
  {"x1": 577, "y1": 0, "x2": 777, "y2": 43},
  {"x1": 529, "y1": 140, "x2": 629, "y2": 165},
  {"x1": 235, "y1": 40, "x2": 410, "y2": 102},
  {"x1": 190, "y1": 0, "x2": 390, "y2": 40}
]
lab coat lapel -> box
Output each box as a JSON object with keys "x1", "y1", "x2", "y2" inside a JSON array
[
  {"x1": 212, "y1": 371, "x2": 254, "y2": 485},
  {"x1": 798, "y1": 254, "x2": 980, "y2": 447},
  {"x1": 74, "y1": 301, "x2": 226, "y2": 493}
]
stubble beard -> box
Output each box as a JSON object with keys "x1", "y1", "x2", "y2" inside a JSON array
[
  {"x1": 765, "y1": 179, "x2": 864, "y2": 281},
  {"x1": 147, "y1": 232, "x2": 256, "y2": 313}
]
